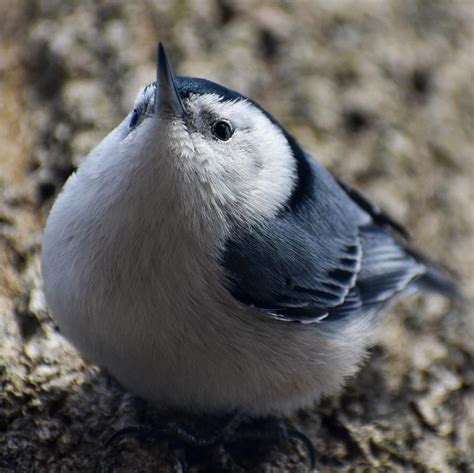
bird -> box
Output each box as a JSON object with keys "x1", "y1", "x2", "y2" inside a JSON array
[{"x1": 41, "y1": 43, "x2": 459, "y2": 419}]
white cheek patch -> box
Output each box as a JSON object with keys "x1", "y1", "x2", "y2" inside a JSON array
[
  {"x1": 185, "y1": 94, "x2": 297, "y2": 222},
  {"x1": 237, "y1": 104, "x2": 296, "y2": 219}
]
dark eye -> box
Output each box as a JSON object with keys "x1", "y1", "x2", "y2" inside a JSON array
[
  {"x1": 212, "y1": 120, "x2": 234, "y2": 141},
  {"x1": 129, "y1": 108, "x2": 140, "y2": 128}
]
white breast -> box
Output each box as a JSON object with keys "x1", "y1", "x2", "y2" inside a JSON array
[{"x1": 41, "y1": 120, "x2": 376, "y2": 416}]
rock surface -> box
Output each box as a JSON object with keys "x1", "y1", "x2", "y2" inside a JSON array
[{"x1": 0, "y1": 1, "x2": 473, "y2": 471}]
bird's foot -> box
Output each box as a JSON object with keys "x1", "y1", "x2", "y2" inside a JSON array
[
  {"x1": 105, "y1": 410, "x2": 243, "y2": 448},
  {"x1": 229, "y1": 418, "x2": 317, "y2": 471},
  {"x1": 105, "y1": 413, "x2": 317, "y2": 471}
]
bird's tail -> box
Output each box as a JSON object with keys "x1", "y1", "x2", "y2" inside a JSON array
[
  {"x1": 408, "y1": 248, "x2": 464, "y2": 301},
  {"x1": 415, "y1": 265, "x2": 463, "y2": 301}
]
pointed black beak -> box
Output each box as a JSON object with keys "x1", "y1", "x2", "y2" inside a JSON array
[{"x1": 155, "y1": 43, "x2": 185, "y2": 119}]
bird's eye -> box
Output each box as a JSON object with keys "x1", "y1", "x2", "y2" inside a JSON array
[
  {"x1": 129, "y1": 108, "x2": 140, "y2": 128},
  {"x1": 212, "y1": 120, "x2": 234, "y2": 141}
]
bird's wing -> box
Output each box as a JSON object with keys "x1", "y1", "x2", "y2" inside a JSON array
[
  {"x1": 335, "y1": 179, "x2": 411, "y2": 240},
  {"x1": 221, "y1": 155, "x2": 424, "y2": 324}
]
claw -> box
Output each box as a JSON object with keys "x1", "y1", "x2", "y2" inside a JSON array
[{"x1": 104, "y1": 414, "x2": 317, "y2": 472}]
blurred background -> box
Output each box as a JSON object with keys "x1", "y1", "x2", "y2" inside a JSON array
[{"x1": 1, "y1": 1, "x2": 473, "y2": 471}]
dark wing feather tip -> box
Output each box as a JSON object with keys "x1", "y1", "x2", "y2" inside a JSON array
[{"x1": 336, "y1": 179, "x2": 411, "y2": 240}]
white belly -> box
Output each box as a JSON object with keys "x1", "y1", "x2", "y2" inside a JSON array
[{"x1": 41, "y1": 152, "x2": 374, "y2": 416}]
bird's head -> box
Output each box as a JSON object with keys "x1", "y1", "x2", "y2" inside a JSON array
[{"x1": 116, "y1": 44, "x2": 298, "y2": 225}]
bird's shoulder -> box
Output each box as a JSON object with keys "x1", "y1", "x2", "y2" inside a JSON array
[{"x1": 221, "y1": 148, "x2": 423, "y2": 324}]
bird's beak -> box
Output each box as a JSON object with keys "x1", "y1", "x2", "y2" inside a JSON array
[{"x1": 155, "y1": 43, "x2": 185, "y2": 119}]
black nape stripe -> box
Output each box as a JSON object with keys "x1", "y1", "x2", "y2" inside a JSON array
[{"x1": 284, "y1": 133, "x2": 314, "y2": 211}]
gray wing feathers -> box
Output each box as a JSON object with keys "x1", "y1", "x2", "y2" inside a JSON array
[
  {"x1": 222, "y1": 154, "x2": 448, "y2": 324},
  {"x1": 356, "y1": 226, "x2": 424, "y2": 305},
  {"x1": 222, "y1": 221, "x2": 363, "y2": 323}
]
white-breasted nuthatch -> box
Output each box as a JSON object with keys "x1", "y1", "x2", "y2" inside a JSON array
[{"x1": 41, "y1": 44, "x2": 458, "y2": 416}]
